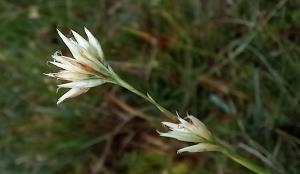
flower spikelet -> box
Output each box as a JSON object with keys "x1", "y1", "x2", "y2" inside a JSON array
[
  {"x1": 158, "y1": 114, "x2": 220, "y2": 154},
  {"x1": 45, "y1": 27, "x2": 114, "y2": 104}
]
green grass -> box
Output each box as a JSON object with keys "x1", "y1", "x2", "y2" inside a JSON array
[{"x1": 0, "y1": 0, "x2": 299, "y2": 173}]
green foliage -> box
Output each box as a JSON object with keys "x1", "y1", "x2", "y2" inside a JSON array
[{"x1": 0, "y1": 0, "x2": 299, "y2": 173}]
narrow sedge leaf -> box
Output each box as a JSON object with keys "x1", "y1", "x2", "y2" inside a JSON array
[{"x1": 147, "y1": 93, "x2": 165, "y2": 113}]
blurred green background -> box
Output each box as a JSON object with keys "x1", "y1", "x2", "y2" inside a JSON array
[{"x1": 0, "y1": 0, "x2": 299, "y2": 173}]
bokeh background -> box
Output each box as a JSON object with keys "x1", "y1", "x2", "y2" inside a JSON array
[{"x1": 1, "y1": 0, "x2": 299, "y2": 173}]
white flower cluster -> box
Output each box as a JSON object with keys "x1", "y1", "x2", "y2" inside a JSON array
[
  {"x1": 46, "y1": 28, "x2": 114, "y2": 104},
  {"x1": 158, "y1": 114, "x2": 219, "y2": 154}
]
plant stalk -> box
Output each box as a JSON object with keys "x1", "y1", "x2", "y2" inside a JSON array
[
  {"x1": 220, "y1": 147, "x2": 271, "y2": 174},
  {"x1": 111, "y1": 70, "x2": 271, "y2": 174},
  {"x1": 111, "y1": 71, "x2": 175, "y2": 119}
]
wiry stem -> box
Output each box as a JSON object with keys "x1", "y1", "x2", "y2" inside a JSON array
[
  {"x1": 110, "y1": 69, "x2": 271, "y2": 174},
  {"x1": 110, "y1": 70, "x2": 175, "y2": 119},
  {"x1": 218, "y1": 145, "x2": 271, "y2": 174}
]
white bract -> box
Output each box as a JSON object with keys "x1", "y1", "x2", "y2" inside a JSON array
[
  {"x1": 158, "y1": 114, "x2": 219, "y2": 154},
  {"x1": 46, "y1": 28, "x2": 113, "y2": 104}
]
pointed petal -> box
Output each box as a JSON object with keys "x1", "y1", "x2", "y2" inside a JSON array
[
  {"x1": 176, "y1": 115, "x2": 210, "y2": 141},
  {"x1": 52, "y1": 53, "x2": 96, "y2": 74},
  {"x1": 158, "y1": 131, "x2": 202, "y2": 143},
  {"x1": 177, "y1": 115, "x2": 191, "y2": 126},
  {"x1": 72, "y1": 49, "x2": 104, "y2": 72},
  {"x1": 79, "y1": 47, "x2": 103, "y2": 63},
  {"x1": 177, "y1": 143, "x2": 220, "y2": 154},
  {"x1": 57, "y1": 29, "x2": 80, "y2": 58},
  {"x1": 50, "y1": 60, "x2": 88, "y2": 74},
  {"x1": 44, "y1": 73, "x2": 55, "y2": 77},
  {"x1": 162, "y1": 122, "x2": 188, "y2": 133},
  {"x1": 71, "y1": 30, "x2": 89, "y2": 49},
  {"x1": 52, "y1": 52, "x2": 77, "y2": 66},
  {"x1": 84, "y1": 27, "x2": 104, "y2": 60},
  {"x1": 57, "y1": 88, "x2": 89, "y2": 104},
  {"x1": 177, "y1": 115, "x2": 200, "y2": 135},
  {"x1": 58, "y1": 79, "x2": 106, "y2": 88},
  {"x1": 53, "y1": 71, "x2": 89, "y2": 81},
  {"x1": 187, "y1": 115, "x2": 208, "y2": 130},
  {"x1": 187, "y1": 115, "x2": 212, "y2": 141},
  {"x1": 50, "y1": 61, "x2": 76, "y2": 71}
]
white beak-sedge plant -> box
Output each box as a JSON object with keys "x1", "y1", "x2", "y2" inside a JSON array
[{"x1": 46, "y1": 28, "x2": 271, "y2": 174}]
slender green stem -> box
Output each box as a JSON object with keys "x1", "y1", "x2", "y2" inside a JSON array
[
  {"x1": 214, "y1": 139, "x2": 271, "y2": 174},
  {"x1": 111, "y1": 71, "x2": 175, "y2": 119},
  {"x1": 110, "y1": 70, "x2": 271, "y2": 174},
  {"x1": 220, "y1": 147, "x2": 271, "y2": 174}
]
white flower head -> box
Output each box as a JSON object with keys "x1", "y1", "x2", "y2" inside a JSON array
[
  {"x1": 46, "y1": 27, "x2": 114, "y2": 104},
  {"x1": 158, "y1": 114, "x2": 219, "y2": 154}
]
